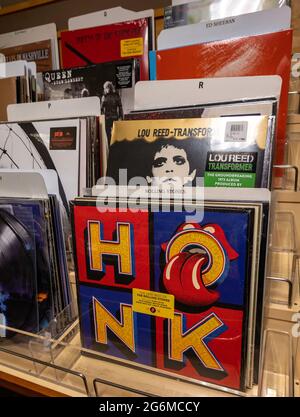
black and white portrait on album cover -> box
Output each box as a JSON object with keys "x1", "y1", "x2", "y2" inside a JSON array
[
  {"x1": 107, "y1": 116, "x2": 272, "y2": 189},
  {"x1": 107, "y1": 137, "x2": 210, "y2": 188}
]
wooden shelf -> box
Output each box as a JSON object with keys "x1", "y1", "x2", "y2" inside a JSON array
[
  {"x1": 0, "y1": 365, "x2": 73, "y2": 397},
  {"x1": 0, "y1": 0, "x2": 60, "y2": 16}
]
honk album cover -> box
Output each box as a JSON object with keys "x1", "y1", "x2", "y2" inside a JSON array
[{"x1": 71, "y1": 199, "x2": 264, "y2": 392}]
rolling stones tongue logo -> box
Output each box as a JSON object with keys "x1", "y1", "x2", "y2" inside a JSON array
[{"x1": 161, "y1": 223, "x2": 239, "y2": 308}]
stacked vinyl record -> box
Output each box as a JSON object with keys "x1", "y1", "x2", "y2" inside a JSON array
[{"x1": 0, "y1": 208, "x2": 37, "y2": 335}]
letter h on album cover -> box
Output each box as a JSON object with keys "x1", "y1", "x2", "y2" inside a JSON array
[{"x1": 71, "y1": 201, "x2": 253, "y2": 391}]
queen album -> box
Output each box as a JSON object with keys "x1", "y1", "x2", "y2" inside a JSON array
[
  {"x1": 43, "y1": 59, "x2": 139, "y2": 144},
  {"x1": 107, "y1": 116, "x2": 275, "y2": 189},
  {"x1": 71, "y1": 197, "x2": 268, "y2": 392}
]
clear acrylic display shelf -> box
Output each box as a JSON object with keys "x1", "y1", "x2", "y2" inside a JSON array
[
  {"x1": 264, "y1": 189, "x2": 300, "y2": 398},
  {"x1": 267, "y1": 209, "x2": 300, "y2": 309},
  {"x1": 0, "y1": 189, "x2": 299, "y2": 397},
  {"x1": 0, "y1": 293, "x2": 297, "y2": 398}
]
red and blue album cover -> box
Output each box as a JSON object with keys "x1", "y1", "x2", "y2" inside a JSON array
[{"x1": 71, "y1": 201, "x2": 256, "y2": 391}]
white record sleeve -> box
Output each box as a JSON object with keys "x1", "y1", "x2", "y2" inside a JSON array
[{"x1": 0, "y1": 119, "x2": 81, "y2": 204}]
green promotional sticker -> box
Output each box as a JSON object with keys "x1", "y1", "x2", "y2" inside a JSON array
[{"x1": 204, "y1": 172, "x2": 256, "y2": 188}]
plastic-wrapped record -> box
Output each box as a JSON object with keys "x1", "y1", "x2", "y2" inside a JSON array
[{"x1": 0, "y1": 209, "x2": 37, "y2": 337}]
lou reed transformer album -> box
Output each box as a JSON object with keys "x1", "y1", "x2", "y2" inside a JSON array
[
  {"x1": 71, "y1": 197, "x2": 268, "y2": 392},
  {"x1": 107, "y1": 116, "x2": 274, "y2": 189}
]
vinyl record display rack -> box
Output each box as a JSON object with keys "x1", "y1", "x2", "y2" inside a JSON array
[{"x1": 0, "y1": 0, "x2": 299, "y2": 398}]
